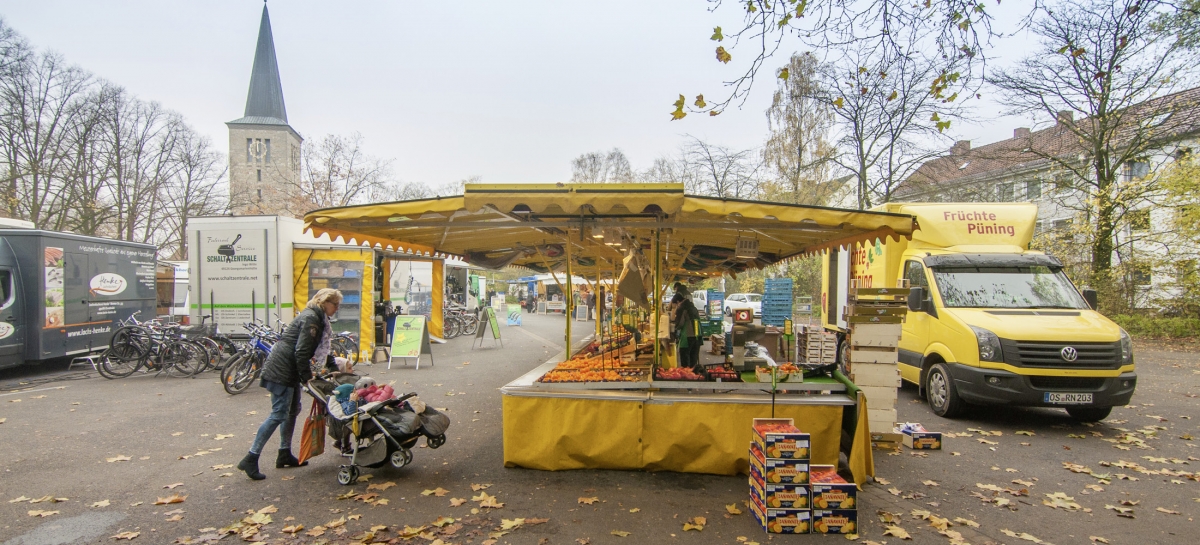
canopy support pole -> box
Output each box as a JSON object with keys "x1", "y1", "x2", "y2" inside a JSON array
[
  {"x1": 565, "y1": 231, "x2": 573, "y2": 352},
  {"x1": 654, "y1": 228, "x2": 661, "y2": 368}
]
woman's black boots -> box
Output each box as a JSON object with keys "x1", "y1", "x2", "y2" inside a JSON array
[
  {"x1": 276, "y1": 449, "x2": 308, "y2": 468},
  {"x1": 238, "y1": 452, "x2": 266, "y2": 480}
]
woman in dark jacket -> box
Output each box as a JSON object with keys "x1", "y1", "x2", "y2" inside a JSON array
[
  {"x1": 238, "y1": 288, "x2": 342, "y2": 480},
  {"x1": 672, "y1": 292, "x2": 702, "y2": 372}
]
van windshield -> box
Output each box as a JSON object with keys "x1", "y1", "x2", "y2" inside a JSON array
[{"x1": 931, "y1": 265, "x2": 1089, "y2": 309}]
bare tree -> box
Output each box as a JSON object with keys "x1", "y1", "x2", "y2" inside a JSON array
[
  {"x1": 570, "y1": 148, "x2": 633, "y2": 183},
  {"x1": 297, "y1": 132, "x2": 392, "y2": 209},
  {"x1": 0, "y1": 49, "x2": 92, "y2": 227},
  {"x1": 762, "y1": 52, "x2": 839, "y2": 205},
  {"x1": 989, "y1": 0, "x2": 1196, "y2": 274},
  {"x1": 811, "y1": 36, "x2": 957, "y2": 209},
  {"x1": 681, "y1": 136, "x2": 762, "y2": 199},
  {"x1": 160, "y1": 127, "x2": 227, "y2": 259}
]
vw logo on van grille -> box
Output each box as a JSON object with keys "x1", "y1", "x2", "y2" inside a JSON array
[{"x1": 1060, "y1": 346, "x2": 1079, "y2": 362}]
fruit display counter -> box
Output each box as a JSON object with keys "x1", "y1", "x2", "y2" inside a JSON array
[{"x1": 500, "y1": 340, "x2": 874, "y2": 485}]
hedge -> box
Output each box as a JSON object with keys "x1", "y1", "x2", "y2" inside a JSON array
[{"x1": 1110, "y1": 315, "x2": 1200, "y2": 339}]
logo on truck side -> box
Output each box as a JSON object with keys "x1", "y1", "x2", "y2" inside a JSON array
[
  {"x1": 89, "y1": 273, "x2": 127, "y2": 296},
  {"x1": 0, "y1": 322, "x2": 12, "y2": 340}
]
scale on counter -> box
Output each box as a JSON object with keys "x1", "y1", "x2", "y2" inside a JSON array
[{"x1": 727, "y1": 308, "x2": 768, "y2": 372}]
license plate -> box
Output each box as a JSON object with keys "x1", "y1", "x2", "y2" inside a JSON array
[{"x1": 1044, "y1": 392, "x2": 1093, "y2": 405}]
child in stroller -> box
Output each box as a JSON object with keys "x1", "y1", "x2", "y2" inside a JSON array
[{"x1": 303, "y1": 374, "x2": 450, "y2": 485}]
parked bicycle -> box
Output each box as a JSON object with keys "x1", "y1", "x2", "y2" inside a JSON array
[
  {"x1": 442, "y1": 303, "x2": 481, "y2": 339},
  {"x1": 100, "y1": 312, "x2": 209, "y2": 379},
  {"x1": 220, "y1": 321, "x2": 281, "y2": 395}
]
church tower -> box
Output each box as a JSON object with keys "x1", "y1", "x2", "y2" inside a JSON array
[{"x1": 228, "y1": 3, "x2": 303, "y2": 216}]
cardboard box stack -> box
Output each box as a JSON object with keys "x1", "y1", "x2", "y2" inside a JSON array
[
  {"x1": 797, "y1": 325, "x2": 838, "y2": 365},
  {"x1": 811, "y1": 465, "x2": 858, "y2": 534},
  {"x1": 748, "y1": 418, "x2": 812, "y2": 534},
  {"x1": 844, "y1": 282, "x2": 907, "y2": 446}
]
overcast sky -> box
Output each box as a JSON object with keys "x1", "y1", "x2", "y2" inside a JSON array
[{"x1": 0, "y1": 0, "x2": 1036, "y2": 189}]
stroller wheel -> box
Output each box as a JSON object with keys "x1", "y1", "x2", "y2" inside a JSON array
[
  {"x1": 427, "y1": 434, "x2": 446, "y2": 449},
  {"x1": 337, "y1": 465, "x2": 359, "y2": 485},
  {"x1": 390, "y1": 448, "x2": 413, "y2": 469}
]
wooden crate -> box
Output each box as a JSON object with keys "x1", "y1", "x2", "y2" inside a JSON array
[
  {"x1": 849, "y1": 348, "x2": 899, "y2": 364},
  {"x1": 858, "y1": 385, "x2": 898, "y2": 409},
  {"x1": 850, "y1": 363, "x2": 901, "y2": 388}
]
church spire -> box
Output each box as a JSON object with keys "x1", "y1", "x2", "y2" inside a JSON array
[{"x1": 242, "y1": 3, "x2": 287, "y2": 123}]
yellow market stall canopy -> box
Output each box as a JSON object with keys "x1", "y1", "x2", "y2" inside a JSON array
[{"x1": 303, "y1": 183, "x2": 918, "y2": 277}]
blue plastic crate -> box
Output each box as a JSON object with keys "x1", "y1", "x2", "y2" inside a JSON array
[{"x1": 765, "y1": 278, "x2": 794, "y2": 285}]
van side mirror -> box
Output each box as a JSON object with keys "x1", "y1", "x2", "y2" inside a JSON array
[
  {"x1": 1082, "y1": 288, "x2": 1098, "y2": 310},
  {"x1": 908, "y1": 287, "x2": 926, "y2": 313}
]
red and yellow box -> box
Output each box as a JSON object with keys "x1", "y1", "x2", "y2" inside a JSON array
[
  {"x1": 750, "y1": 442, "x2": 810, "y2": 484},
  {"x1": 812, "y1": 509, "x2": 858, "y2": 534},
  {"x1": 752, "y1": 418, "x2": 811, "y2": 460},
  {"x1": 750, "y1": 494, "x2": 812, "y2": 534},
  {"x1": 750, "y1": 476, "x2": 810, "y2": 508},
  {"x1": 810, "y1": 464, "x2": 858, "y2": 509}
]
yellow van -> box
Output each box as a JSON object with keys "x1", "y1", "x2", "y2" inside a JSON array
[{"x1": 822, "y1": 203, "x2": 1136, "y2": 422}]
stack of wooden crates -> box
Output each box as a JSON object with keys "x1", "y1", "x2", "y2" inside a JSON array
[
  {"x1": 797, "y1": 325, "x2": 838, "y2": 365},
  {"x1": 843, "y1": 282, "x2": 909, "y2": 448}
]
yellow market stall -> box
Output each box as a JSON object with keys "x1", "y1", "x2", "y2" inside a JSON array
[{"x1": 303, "y1": 183, "x2": 916, "y2": 485}]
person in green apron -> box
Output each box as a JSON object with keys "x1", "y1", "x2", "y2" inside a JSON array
[{"x1": 671, "y1": 293, "x2": 702, "y2": 373}]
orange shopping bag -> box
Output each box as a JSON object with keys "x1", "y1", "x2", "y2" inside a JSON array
[{"x1": 297, "y1": 400, "x2": 326, "y2": 465}]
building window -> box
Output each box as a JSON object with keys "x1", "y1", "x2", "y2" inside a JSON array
[
  {"x1": 997, "y1": 183, "x2": 1014, "y2": 202},
  {"x1": 257, "y1": 169, "x2": 262, "y2": 182},
  {"x1": 1035, "y1": 220, "x2": 1045, "y2": 234},
  {"x1": 246, "y1": 138, "x2": 253, "y2": 162},
  {"x1": 1053, "y1": 172, "x2": 1073, "y2": 193},
  {"x1": 265, "y1": 139, "x2": 271, "y2": 162},
  {"x1": 1128, "y1": 209, "x2": 1150, "y2": 231},
  {"x1": 1026, "y1": 180, "x2": 1041, "y2": 200},
  {"x1": 257, "y1": 189, "x2": 262, "y2": 200},
  {"x1": 1053, "y1": 218, "x2": 1072, "y2": 232},
  {"x1": 1122, "y1": 161, "x2": 1149, "y2": 182},
  {"x1": 1132, "y1": 264, "x2": 1152, "y2": 286}
]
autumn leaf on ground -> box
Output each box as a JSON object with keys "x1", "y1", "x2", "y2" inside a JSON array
[
  {"x1": 526, "y1": 518, "x2": 549, "y2": 525},
  {"x1": 282, "y1": 524, "x2": 304, "y2": 534},
  {"x1": 578, "y1": 497, "x2": 600, "y2": 505},
  {"x1": 883, "y1": 526, "x2": 911, "y2": 539},
  {"x1": 28, "y1": 510, "x2": 59, "y2": 517},
  {"x1": 214, "y1": 434, "x2": 234, "y2": 440},
  {"x1": 91, "y1": 500, "x2": 110, "y2": 508},
  {"x1": 682, "y1": 516, "x2": 706, "y2": 531},
  {"x1": 500, "y1": 518, "x2": 525, "y2": 530},
  {"x1": 106, "y1": 455, "x2": 132, "y2": 463},
  {"x1": 471, "y1": 483, "x2": 492, "y2": 491},
  {"x1": 449, "y1": 498, "x2": 467, "y2": 507},
  {"x1": 432, "y1": 516, "x2": 456, "y2": 527},
  {"x1": 171, "y1": 432, "x2": 183, "y2": 436},
  {"x1": 977, "y1": 483, "x2": 1004, "y2": 492},
  {"x1": 422, "y1": 488, "x2": 450, "y2": 497},
  {"x1": 725, "y1": 503, "x2": 742, "y2": 515},
  {"x1": 1044, "y1": 492, "x2": 1083, "y2": 511},
  {"x1": 367, "y1": 481, "x2": 396, "y2": 491},
  {"x1": 154, "y1": 494, "x2": 186, "y2": 505},
  {"x1": 1156, "y1": 507, "x2": 1181, "y2": 515},
  {"x1": 347, "y1": 513, "x2": 362, "y2": 521},
  {"x1": 1090, "y1": 537, "x2": 1110, "y2": 544},
  {"x1": 888, "y1": 488, "x2": 902, "y2": 496},
  {"x1": 1016, "y1": 431, "x2": 1035, "y2": 436},
  {"x1": 1105, "y1": 504, "x2": 1135, "y2": 518},
  {"x1": 305, "y1": 526, "x2": 327, "y2": 537},
  {"x1": 110, "y1": 531, "x2": 139, "y2": 540},
  {"x1": 611, "y1": 530, "x2": 631, "y2": 537},
  {"x1": 978, "y1": 438, "x2": 998, "y2": 445},
  {"x1": 325, "y1": 516, "x2": 347, "y2": 528},
  {"x1": 1002, "y1": 529, "x2": 1049, "y2": 543},
  {"x1": 875, "y1": 477, "x2": 892, "y2": 485},
  {"x1": 479, "y1": 495, "x2": 505, "y2": 509},
  {"x1": 922, "y1": 480, "x2": 939, "y2": 486},
  {"x1": 163, "y1": 483, "x2": 184, "y2": 489},
  {"x1": 953, "y1": 517, "x2": 980, "y2": 528}
]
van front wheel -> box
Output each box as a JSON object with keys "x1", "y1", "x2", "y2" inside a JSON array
[
  {"x1": 926, "y1": 363, "x2": 965, "y2": 418},
  {"x1": 1066, "y1": 406, "x2": 1112, "y2": 422}
]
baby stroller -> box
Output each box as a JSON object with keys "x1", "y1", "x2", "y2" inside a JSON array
[{"x1": 303, "y1": 375, "x2": 450, "y2": 485}]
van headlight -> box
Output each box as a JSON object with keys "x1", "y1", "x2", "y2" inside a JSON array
[
  {"x1": 970, "y1": 326, "x2": 1004, "y2": 362},
  {"x1": 1119, "y1": 328, "x2": 1133, "y2": 363}
]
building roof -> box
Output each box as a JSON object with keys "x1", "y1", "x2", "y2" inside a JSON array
[
  {"x1": 900, "y1": 86, "x2": 1200, "y2": 195},
  {"x1": 231, "y1": 5, "x2": 288, "y2": 126}
]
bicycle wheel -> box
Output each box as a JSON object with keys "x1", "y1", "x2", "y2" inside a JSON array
[
  {"x1": 444, "y1": 317, "x2": 461, "y2": 339},
  {"x1": 211, "y1": 335, "x2": 239, "y2": 370},
  {"x1": 220, "y1": 352, "x2": 246, "y2": 392},
  {"x1": 223, "y1": 352, "x2": 261, "y2": 394},
  {"x1": 191, "y1": 337, "x2": 221, "y2": 372},
  {"x1": 94, "y1": 349, "x2": 117, "y2": 379},
  {"x1": 101, "y1": 346, "x2": 143, "y2": 378},
  {"x1": 158, "y1": 340, "x2": 202, "y2": 377},
  {"x1": 108, "y1": 326, "x2": 150, "y2": 364},
  {"x1": 463, "y1": 314, "x2": 480, "y2": 335}
]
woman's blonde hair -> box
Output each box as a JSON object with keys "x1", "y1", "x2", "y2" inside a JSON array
[{"x1": 307, "y1": 288, "x2": 343, "y2": 310}]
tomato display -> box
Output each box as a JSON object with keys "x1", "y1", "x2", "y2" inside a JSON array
[{"x1": 654, "y1": 367, "x2": 705, "y2": 381}]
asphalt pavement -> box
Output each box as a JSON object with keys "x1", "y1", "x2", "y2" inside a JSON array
[{"x1": 0, "y1": 315, "x2": 1197, "y2": 545}]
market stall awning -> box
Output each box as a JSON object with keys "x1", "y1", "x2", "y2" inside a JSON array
[{"x1": 303, "y1": 183, "x2": 917, "y2": 277}]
